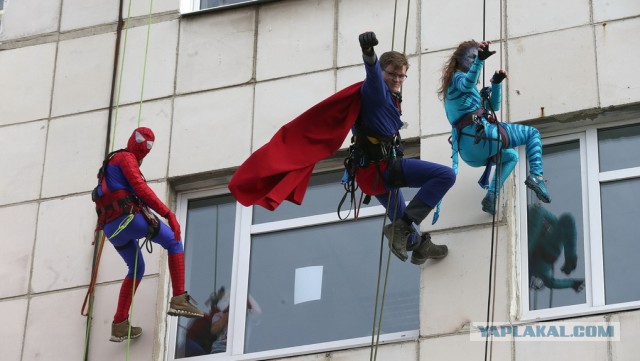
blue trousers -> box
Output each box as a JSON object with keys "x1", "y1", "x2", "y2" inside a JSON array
[
  {"x1": 104, "y1": 213, "x2": 183, "y2": 279},
  {"x1": 376, "y1": 158, "x2": 455, "y2": 243}
]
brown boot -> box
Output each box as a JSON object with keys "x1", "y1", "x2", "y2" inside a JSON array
[
  {"x1": 411, "y1": 233, "x2": 448, "y2": 265},
  {"x1": 110, "y1": 319, "x2": 142, "y2": 342},
  {"x1": 168, "y1": 292, "x2": 204, "y2": 318}
]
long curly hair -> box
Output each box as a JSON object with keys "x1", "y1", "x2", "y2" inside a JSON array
[{"x1": 437, "y1": 40, "x2": 479, "y2": 100}]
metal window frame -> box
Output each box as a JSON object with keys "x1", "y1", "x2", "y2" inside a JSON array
[
  {"x1": 167, "y1": 169, "x2": 419, "y2": 360},
  {"x1": 180, "y1": 0, "x2": 279, "y2": 15},
  {"x1": 517, "y1": 119, "x2": 640, "y2": 322}
]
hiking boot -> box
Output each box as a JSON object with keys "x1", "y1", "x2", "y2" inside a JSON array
[
  {"x1": 168, "y1": 292, "x2": 205, "y2": 318},
  {"x1": 383, "y1": 220, "x2": 412, "y2": 262},
  {"x1": 524, "y1": 175, "x2": 551, "y2": 203},
  {"x1": 411, "y1": 233, "x2": 448, "y2": 265},
  {"x1": 481, "y1": 191, "x2": 496, "y2": 215},
  {"x1": 110, "y1": 319, "x2": 142, "y2": 342},
  {"x1": 406, "y1": 231, "x2": 421, "y2": 252}
]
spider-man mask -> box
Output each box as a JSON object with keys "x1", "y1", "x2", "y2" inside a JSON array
[{"x1": 126, "y1": 127, "x2": 155, "y2": 161}]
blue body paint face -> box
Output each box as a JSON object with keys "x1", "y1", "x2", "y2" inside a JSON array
[{"x1": 457, "y1": 46, "x2": 477, "y2": 72}]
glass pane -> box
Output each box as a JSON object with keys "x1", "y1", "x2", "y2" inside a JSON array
[
  {"x1": 245, "y1": 217, "x2": 419, "y2": 353},
  {"x1": 175, "y1": 196, "x2": 236, "y2": 358},
  {"x1": 253, "y1": 170, "x2": 418, "y2": 224},
  {"x1": 598, "y1": 124, "x2": 640, "y2": 172},
  {"x1": 527, "y1": 141, "x2": 587, "y2": 310},
  {"x1": 602, "y1": 178, "x2": 640, "y2": 304},
  {"x1": 201, "y1": 0, "x2": 259, "y2": 10}
]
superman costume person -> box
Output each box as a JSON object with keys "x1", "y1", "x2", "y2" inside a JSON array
[
  {"x1": 92, "y1": 127, "x2": 203, "y2": 342},
  {"x1": 229, "y1": 32, "x2": 455, "y2": 265}
]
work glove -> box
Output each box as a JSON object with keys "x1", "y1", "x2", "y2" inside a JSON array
[
  {"x1": 478, "y1": 43, "x2": 495, "y2": 60},
  {"x1": 561, "y1": 256, "x2": 577, "y2": 275},
  {"x1": 166, "y1": 211, "x2": 182, "y2": 241},
  {"x1": 491, "y1": 70, "x2": 507, "y2": 84},
  {"x1": 359, "y1": 31, "x2": 378, "y2": 56}
]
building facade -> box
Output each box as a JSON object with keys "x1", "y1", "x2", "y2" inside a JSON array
[{"x1": 1, "y1": 0, "x2": 639, "y2": 360}]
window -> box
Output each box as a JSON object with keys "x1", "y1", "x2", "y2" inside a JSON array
[
  {"x1": 519, "y1": 121, "x2": 640, "y2": 320},
  {"x1": 170, "y1": 170, "x2": 420, "y2": 360},
  {"x1": 0, "y1": 0, "x2": 4, "y2": 31},
  {"x1": 180, "y1": 0, "x2": 277, "y2": 13}
]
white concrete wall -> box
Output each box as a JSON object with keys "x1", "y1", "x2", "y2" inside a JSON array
[{"x1": 0, "y1": 0, "x2": 639, "y2": 360}]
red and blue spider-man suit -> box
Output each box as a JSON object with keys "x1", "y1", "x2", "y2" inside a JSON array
[{"x1": 93, "y1": 127, "x2": 200, "y2": 333}]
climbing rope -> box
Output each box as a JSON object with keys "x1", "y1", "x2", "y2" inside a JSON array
[
  {"x1": 484, "y1": 150, "x2": 502, "y2": 361},
  {"x1": 82, "y1": 0, "x2": 156, "y2": 359},
  {"x1": 369, "y1": 1, "x2": 411, "y2": 360},
  {"x1": 482, "y1": 0, "x2": 505, "y2": 360},
  {"x1": 125, "y1": 0, "x2": 155, "y2": 358},
  {"x1": 369, "y1": 189, "x2": 396, "y2": 361}
]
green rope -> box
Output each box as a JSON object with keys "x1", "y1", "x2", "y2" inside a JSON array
[
  {"x1": 126, "y1": 241, "x2": 141, "y2": 359},
  {"x1": 125, "y1": 0, "x2": 155, "y2": 358},
  {"x1": 137, "y1": 0, "x2": 154, "y2": 127},
  {"x1": 82, "y1": 0, "x2": 155, "y2": 357},
  {"x1": 108, "y1": 214, "x2": 135, "y2": 240}
]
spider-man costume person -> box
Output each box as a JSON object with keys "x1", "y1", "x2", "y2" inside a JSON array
[{"x1": 93, "y1": 127, "x2": 203, "y2": 342}]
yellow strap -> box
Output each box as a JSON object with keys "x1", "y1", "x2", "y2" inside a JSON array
[{"x1": 367, "y1": 136, "x2": 380, "y2": 144}]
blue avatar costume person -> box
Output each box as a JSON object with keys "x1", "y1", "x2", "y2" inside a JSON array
[
  {"x1": 228, "y1": 32, "x2": 455, "y2": 265},
  {"x1": 528, "y1": 204, "x2": 585, "y2": 292},
  {"x1": 92, "y1": 127, "x2": 203, "y2": 342},
  {"x1": 438, "y1": 40, "x2": 551, "y2": 215}
]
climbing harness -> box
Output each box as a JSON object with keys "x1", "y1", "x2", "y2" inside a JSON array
[
  {"x1": 82, "y1": 0, "x2": 156, "y2": 359},
  {"x1": 337, "y1": 141, "x2": 368, "y2": 220},
  {"x1": 338, "y1": 127, "x2": 404, "y2": 220}
]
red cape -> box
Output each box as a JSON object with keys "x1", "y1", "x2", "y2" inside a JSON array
[{"x1": 228, "y1": 82, "x2": 364, "y2": 210}]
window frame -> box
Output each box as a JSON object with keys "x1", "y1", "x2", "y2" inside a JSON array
[
  {"x1": 168, "y1": 172, "x2": 419, "y2": 360},
  {"x1": 517, "y1": 118, "x2": 640, "y2": 322},
  {"x1": 0, "y1": 0, "x2": 4, "y2": 31},
  {"x1": 180, "y1": 0, "x2": 279, "y2": 14}
]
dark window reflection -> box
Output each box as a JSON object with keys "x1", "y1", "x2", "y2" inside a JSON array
[
  {"x1": 527, "y1": 141, "x2": 586, "y2": 310},
  {"x1": 246, "y1": 217, "x2": 419, "y2": 353},
  {"x1": 175, "y1": 170, "x2": 419, "y2": 357},
  {"x1": 175, "y1": 196, "x2": 236, "y2": 358},
  {"x1": 200, "y1": 0, "x2": 267, "y2": 10},
  {"x1": 601, "y1": 178, "x2": 640, "y2": 304},
  {"x1": 599, "y1": 123, "x2": 640, "y2": 304},
  {"x1": 598, "y1": 124, "x2": 640, "y2": 172}
]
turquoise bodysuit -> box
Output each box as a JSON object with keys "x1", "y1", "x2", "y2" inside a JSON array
[{"x1": 444, "y1": 57, "x2": 543, "y2": 194}]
